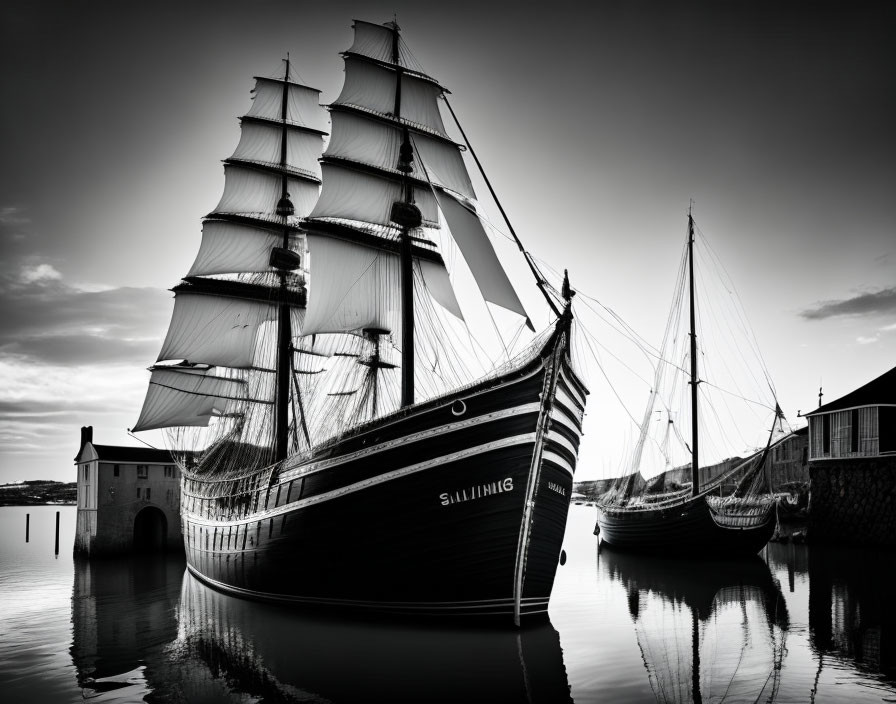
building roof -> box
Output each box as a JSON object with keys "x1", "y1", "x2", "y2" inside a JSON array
[
  {"x1": 806, "y1": 365, "x2": 896, "y2": 417},
  {"x1": 89, "y1": 444, "x2": 175, "y2": 464}
]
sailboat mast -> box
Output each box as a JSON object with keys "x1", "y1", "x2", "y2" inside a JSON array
[
  {"x1": 388, "y1": 21, "x2": 418, "y2": 407},
  {"x1": 688, "y1": 211, "x2": 700, "y2": 497},
  {"x1": 274, "y1": 55, "x2": 294, "y2": 461}
]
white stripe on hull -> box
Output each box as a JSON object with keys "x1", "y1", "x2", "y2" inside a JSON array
[
  {"x1": 554, "y1": 387, "x2": 583, "y2": 419},
  {"x1": 559, "y1": 374, "x2": 587, "y2": 410},
  {"x1": 546, "y1": 429, "x2": 579, "y2": 462},
  {"x1": 185, "y1": 431, "x2": 538, "y2": 528},
  {"x1": 279, "y1": 402, "x2": 541, "y2": 481},
  {"x1": 542, "y1": 449, "x2": 575, "y2": 477},
  {"x1": 547, "y1": 409, "x2": 582, "y2": 439}
]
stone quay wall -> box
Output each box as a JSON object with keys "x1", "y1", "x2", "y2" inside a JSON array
[{"x1": 808, "y1": 456, "x2": 896, "y2": 547}]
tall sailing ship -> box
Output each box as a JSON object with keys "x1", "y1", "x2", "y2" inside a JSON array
[
  {"x1": 133, "y1": 19, "x2": 588, "y2": 625},
  {"x1": 595, "y1": 211, "x2": 781, "y2": 556}
]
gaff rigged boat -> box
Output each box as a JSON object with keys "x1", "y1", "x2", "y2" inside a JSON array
[
  {"x1": 133, "y1": 19, "x2": 588, "y2": 625},
  {"x1": 596, "y1": 210, "x2": 782, "y2": 556}
]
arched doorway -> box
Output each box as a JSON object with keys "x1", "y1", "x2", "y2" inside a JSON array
[{"x1": 133, "y1": 506, "x2": 168, "y2": 552}]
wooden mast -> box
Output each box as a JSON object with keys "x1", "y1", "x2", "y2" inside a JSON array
[
  {"x1": 388, "y1": 21, "x2": 419, "y2": 408},
  {"x1": 688, "y1": 210, "x2": 700, "y2": 497},
  {"x1": 274, "y1": 55, "x2": 296, "y2": 461}
]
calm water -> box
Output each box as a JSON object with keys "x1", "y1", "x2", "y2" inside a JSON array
[{"x1": 1, "y1": 505, "x2": 894, "y2": 703}]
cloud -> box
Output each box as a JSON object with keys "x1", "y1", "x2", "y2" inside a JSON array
[
  {"x1": 856, "y1": 336, "x2": 878, "y2": 345},
  {"x1": 0, "y1": 250, "x2": 174, "y2": 479},
  {"x1": 19, "y1": 263, "x2": 62, "y2": 284},
  {"x1": 799, "y1": 287, "x2": 896, "y2": 320},
  {"x1": 1, "y1": 334, "x2": 161, "y2": 366},
  {"x1": 0, "y1": 269, "x2": 171, "y2": 366}
]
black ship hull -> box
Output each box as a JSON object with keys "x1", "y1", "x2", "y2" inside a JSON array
[
  {"x1": 180, "y1": 332, "x2": 587, "y2": 624},
  {"x1": 595, "y1": 494, "x2": 776, "y2": 557}
]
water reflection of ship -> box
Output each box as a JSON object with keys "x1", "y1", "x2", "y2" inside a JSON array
[
  {"x1": 70, "y1": 554, "x2": 186, "y2": 697},
  {"x1": 599, "y1": 545, "x2": 789, "y2": 703},
  {"x1": 172, "y1": 570, "x2": 573, "y2": 703},
  {"x1": 807, "y1": 544, "x2": 896, "y2": 685},
  {"x1": 763, "y1": 541, "x2": 809, "y2": 596}
]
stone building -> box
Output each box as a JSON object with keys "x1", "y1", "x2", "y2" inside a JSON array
[
  {"x1": 805, "y1": 365, "x2": 896, "y2": 546},
  {"x1": 74, "y1": 426, "x2": 183, "y2": 556}
]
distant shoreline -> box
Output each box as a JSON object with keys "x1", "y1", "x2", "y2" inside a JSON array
[{"x1": 0, "y1": 481, "x2": 76, "y2": 507}]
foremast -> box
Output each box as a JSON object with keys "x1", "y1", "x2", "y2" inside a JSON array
[
  {"x1": 132, "y1": 60, "x2": 328, "y2": 470},
  {"x1": 388, "y1": 21, "x2": 420, "y2": 407}
]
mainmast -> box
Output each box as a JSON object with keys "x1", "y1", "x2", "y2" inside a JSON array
[
  {"x1": 687, "y1": 210, "x2": 700, "y2": 497},
  {"x1": 272, "y1": 55, "x2": 299, "y2": 461},
  {"x1": 387, "y1": 20, "x2": 420, "y2": 408}
]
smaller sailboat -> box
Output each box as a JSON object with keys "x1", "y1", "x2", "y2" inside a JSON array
[{"x1": 596, "y1": 210, "x2": 781, "y2": 556}]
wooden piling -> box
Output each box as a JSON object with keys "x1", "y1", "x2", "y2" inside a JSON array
[
  {"x1": 55, "y1": 511, "x2": 60, "y2": 555},
  {"x1": 26, "y1": 513, "x2": 30, "y2": 542}
]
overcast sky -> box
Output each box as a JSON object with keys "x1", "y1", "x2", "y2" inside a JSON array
[{"x1": 1, "y1": 0, "x2": 894, "y2": 484}]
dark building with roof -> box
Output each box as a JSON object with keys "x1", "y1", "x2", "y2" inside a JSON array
[
  {"x1": 806, "y1": 365, "x2": 896, "y2": 461},
  {"x1": 74, "y1": 426, "x2": 183, "y2": 556},
  {"x1": 805, "y1": 366, "x2": 896, "y2": 546}
]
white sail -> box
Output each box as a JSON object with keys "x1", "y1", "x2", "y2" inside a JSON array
[
  {"x1": 187, "y1": 220, "x2": 298, "y2": 277},
  {"x1": 327, "y1": 110, "x2": 474, "y2": 199},
  {"x1": 215, "y1": 164, "x2": 320, "y2": 218},
  {"x1": 231, "y1": 122, "x2": 323, "y2": 179},
  {"x1": 132, "y1": 367, "x2": 248, "y2": 432},
  {"x1": 309, "y1": 162, "x2": 438, "y2": 227},
  {"x1": 301, "y1": 235, "x2": 400, "y2": 336},
  {"x1": 246, "y1": 77, "x2": 328, "y2": 132},
  {"x1": 301, "y1": 234, "x2": 463, "y2": 337},
  {"x1": 157, "y1": 291, "x2": 304, "y2": 368},
  {"x1": 346, "y1": 19, "x2": 398, "y2": 65},
  {"x1": 419, "y1": 259, "x2": 463, "y2": 320},
  {"x1": 333, "y1": 56, "x2": 448, "y2": 137},
  {"x1": 436, "y1": 190, "x2": 528, "y2": 320},
  {"x1": 295, "y1": 332, "x2": 365, "y2": 358}
]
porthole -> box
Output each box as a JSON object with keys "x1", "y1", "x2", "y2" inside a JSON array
[{"x1": 451, "y1": 399, "x2": 467, "y2": 416}]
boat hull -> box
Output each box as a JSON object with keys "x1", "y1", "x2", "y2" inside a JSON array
[
  {"x1": 180, "y1": 335, "x2": 587, "y2": 623},
  {"x1": 595, "y1": 494, "x2": 776, "y2": 557}
]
